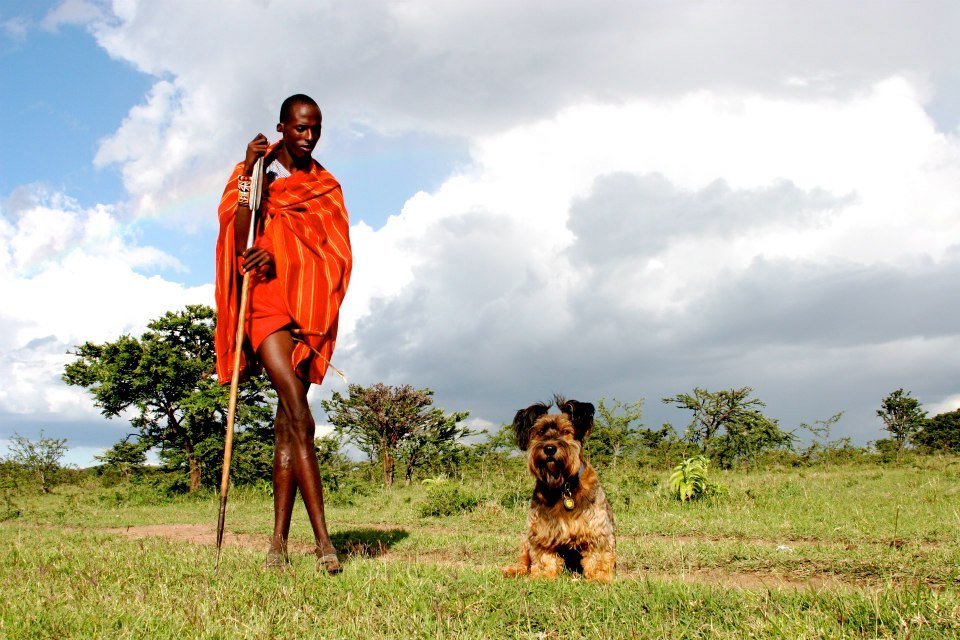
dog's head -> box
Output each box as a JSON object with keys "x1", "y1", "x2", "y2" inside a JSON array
[{"x1": 512, "y1": 396, "x2": 595, "y2": 490}]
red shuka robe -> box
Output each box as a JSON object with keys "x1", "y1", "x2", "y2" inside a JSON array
[{"x1": 214, "y1": 154, "x2": 352, "y2": 385}]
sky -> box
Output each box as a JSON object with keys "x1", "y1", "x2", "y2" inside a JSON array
[{"x1": 1, "y1": 0, "x2": 958, "y2": 467}]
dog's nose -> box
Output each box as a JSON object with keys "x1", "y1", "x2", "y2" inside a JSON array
[{"x1": 544, "y1": 444, "x2": 557, "y2": 456}]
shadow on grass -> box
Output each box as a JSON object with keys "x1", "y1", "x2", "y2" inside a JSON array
[{"x1": 332, "y1": 528, "x2": 409, "y2": 559}]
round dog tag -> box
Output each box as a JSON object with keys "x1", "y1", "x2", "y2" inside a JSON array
[{"x1": 563, "y1": 497, "x2": 575, "y2": 510}]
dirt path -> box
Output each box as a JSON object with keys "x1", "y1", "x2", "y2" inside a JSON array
[
  {"x1": 99, "y1": 523, "x2": 897, "y2": 592},
  {"x1": 104, "y1": 523, "x2": 309, "y2": 552}
]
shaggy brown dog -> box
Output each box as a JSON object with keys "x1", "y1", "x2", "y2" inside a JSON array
[{"x1": 504, "y1": 396, "x2": 616, "y2": 583}]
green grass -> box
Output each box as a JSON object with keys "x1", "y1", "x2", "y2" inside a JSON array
[{"x1": 1, "y1": 457, "x2": 959, "y2": 638}]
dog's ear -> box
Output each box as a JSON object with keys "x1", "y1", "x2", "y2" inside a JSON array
[
  {"x1": 512, "y1": 402, "x2": 549, "y2": 451},
  {"x1": 557, "y1": 397, "x2": 595, "y2": 441}
]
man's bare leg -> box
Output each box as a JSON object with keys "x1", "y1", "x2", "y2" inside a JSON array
[
  {"x1": 258, "y1": 329, "x2": 339, "y2": 572},
  {"x1": 265, "y1": 404, "x2": 297, "y2": 564}
]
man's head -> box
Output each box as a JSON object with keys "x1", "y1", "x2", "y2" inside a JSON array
[{"x1": 277, "y1": 94, "x2": 322, "y2": 163}]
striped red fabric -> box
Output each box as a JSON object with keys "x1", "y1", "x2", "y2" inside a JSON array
[{"x1": 214, "y1": 154, "x2": 352, "y2": 385}]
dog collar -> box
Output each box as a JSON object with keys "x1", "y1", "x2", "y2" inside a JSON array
[{"x1": 561, "y1": 463, "x2": 583, "y2": 511}]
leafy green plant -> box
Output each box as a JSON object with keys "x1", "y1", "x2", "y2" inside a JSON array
[{"x1": 669, "y1": 456, "x2": 722, "y2": 502}]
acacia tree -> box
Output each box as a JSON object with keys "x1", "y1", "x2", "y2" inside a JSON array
[
  {"x1": 396, "y1": 414, "x2": 473, "y2": 485},
  {"x1": 63, "y1": 305, "x2": 273, "y2": 492},
  {"x1": 663, "y1": 387, "x2": 767, "y2": 449},
  {"x1": 321, "y1": 383, "x2": 470, "y2": 487},
  {"x1": 877, "y1": 388, "x2": 927, "y2": 450},
  {"x1": 662, "y1": 386, "x2": 796, "y2": 467},
  {"x1": 707, "y1": 410, "x2": 794, "y2": 468},
  {"x1": 6, "y1": 431, "x2": 69, "y2": 493}
]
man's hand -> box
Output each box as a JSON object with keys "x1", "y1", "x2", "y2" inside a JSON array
[
  {"x1": 241, "y1": 246, "x2": 275, "y2": 275},
  {"x1": 243, "y1": 134, "x2": 269, "y2": 176}
]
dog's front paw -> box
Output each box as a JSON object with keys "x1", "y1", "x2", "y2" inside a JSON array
[
  {"x1": 583, "y1": 569, "x2": 614, "y2": 584},
  {"x1": 502, "y1": 565, "x2": 529, "y2": 578},
  {"x1": 582, "y1": 550, "x2": 616, "y2": 583},
  {"x1": 528, "y1": 566, "x2": 561, "y2": 580}
]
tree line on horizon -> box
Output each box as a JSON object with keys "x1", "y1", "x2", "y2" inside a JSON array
[{"x1": 3, "y1": 305, "x2": 958, "y2": 494}]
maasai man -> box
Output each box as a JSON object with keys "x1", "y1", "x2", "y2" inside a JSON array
[{"x1": 215, "y1": 94, "x2": 351, "y2": 572}]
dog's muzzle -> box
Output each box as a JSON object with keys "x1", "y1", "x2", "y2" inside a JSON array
[{"x1": 533, "y1": 445, "x2": 570, "y2": 488}]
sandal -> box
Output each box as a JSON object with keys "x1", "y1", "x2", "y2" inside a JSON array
[{"x1": 315, "y1": 548, "x2": 342, "y2": 574}]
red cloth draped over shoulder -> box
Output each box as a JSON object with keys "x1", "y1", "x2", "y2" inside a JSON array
[{"x1": 214, "y1": 154, "x2": 352, "y2": 385}]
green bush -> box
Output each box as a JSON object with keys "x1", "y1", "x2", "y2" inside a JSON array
[
  {"x1": 417, "y1": 483, "x2": 481, "y2": 517},
  {"x1": 498, "y1": 486, "x2": 530, "y2": 510},
  {"x1": 95, "y1": 478, "x2": 178, "y2": 507},
  {"x1": 0, "y1": 480, "x2": 21, "y2": 521},
  {"x1": 326, "y1": 474, "x2": 374, "y2": 506},
  {"x1": 0, "y1": 460, "x2": 28, "y2": 491},
  {"x1": 798, "y1": 437, "x2": 872, "y2": 466},
  {"x1": 872, "y1": 438, "x2": 905, "y2": 464}
]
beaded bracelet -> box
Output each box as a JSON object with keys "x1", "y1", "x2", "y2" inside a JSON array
[{"x1": 237, "y1": 175, "x2": 252, "y2": 206}]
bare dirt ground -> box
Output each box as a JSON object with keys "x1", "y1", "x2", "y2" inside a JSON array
[
  {"x1": 100, "y1": 523, "x2": 884, "y2": 591},
  {"x1": 106, "y1": 523, "x2": 296, "y2": 550}
]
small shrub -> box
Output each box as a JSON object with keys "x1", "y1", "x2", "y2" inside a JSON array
[
  {"x1": 499, "y1": 487, "x2": 530, "y2": 510},
  {"x1": 669, "y1": 456, "x2": 723, "y2": 502},
  {"x1": 0, "y1": 460, "x2": 27, "y2": 491},
  {"x1": 144, "y1": 469, "x2": 192, "y2": 496},
  {"x1": 797, "y1": 437, "x2": 871, "y2": 466},
  {"x1": 326, "y1": 475, "x2": 373, "y2": 506},
  {"x1": 418, "y1": 483, "x2": 480, "y2": 517},
  {"x1": 872, "y1": 438, "x2": 912, "y2": 464},
  {"x1": 0, "y1": 491, "x2": 20, "y2": 521}
]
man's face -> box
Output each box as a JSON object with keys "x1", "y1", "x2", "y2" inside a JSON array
[{"x1": 278, "y1": 103, "x2": 322, "y2": 159}]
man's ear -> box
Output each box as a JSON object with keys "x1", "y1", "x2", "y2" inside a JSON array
[
  {"x1": 276, "y1": 122, "x2": 284, "y2": 133},
  {"x1": 556, "y1": 397, "x2": 594, "y2": 442},
  {"x1": 512, "y1": 402, "x2": 549, "y2": 451}
]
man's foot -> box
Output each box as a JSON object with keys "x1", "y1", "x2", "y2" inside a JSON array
[{"x1": 315, "y1": 546, "x2": 342, "y2": 574}]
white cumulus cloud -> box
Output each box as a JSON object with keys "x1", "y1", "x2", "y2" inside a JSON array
[
  {"x1": 336, "y1": 78, "x2": 960, "y2": 435},
  {"x1": 0, "y1": 187, "x2": 211, "y2": 421},
  {"x1": 67, "y1": 0, "x2": 960, "y2": 222}
]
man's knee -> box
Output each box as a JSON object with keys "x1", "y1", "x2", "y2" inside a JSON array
[{"x1": 285, "y1": 405, "x2": 316, "y2": 447}]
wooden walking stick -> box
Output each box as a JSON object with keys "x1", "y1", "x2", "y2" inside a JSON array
[{"x1": 215, "y1": 156, "x2": 265, "y2": 569}]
